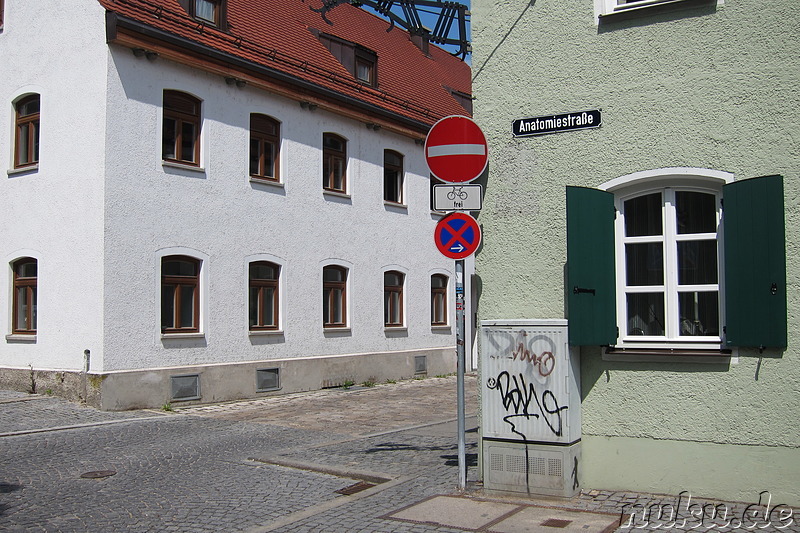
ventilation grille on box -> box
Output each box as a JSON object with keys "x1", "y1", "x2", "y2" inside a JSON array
[{"x1": 489, "y1": 452, "x2": 563, "y2": 477}]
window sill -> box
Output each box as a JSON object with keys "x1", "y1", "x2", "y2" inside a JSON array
[
  {"x1": 6, "y1": 334, "x2": 36, "y2": 343},
  {"x1": 385, "y1": 326, "x2": 407, "y2": 332},
  {"x1": 249, "y1": 329, "x2": 284, "y2": 337},
  {"x1": 162, "y1": 160, "x2": 206, "y2": 174},
  {"x1": 603, "y1": 346, "x2": 732, "y2": 363},
  {"x1": 384, "y1": 201, "x2": 408, "y2": 210},
  {"x1": 161, "y1": 332, "x2": 205, "y2": 340},
  {"x1": 7, "y1": 165, "x2": 39, "y2": 177},
  {"x1": 323, "y1": 189, "x2": 351, "y2": 200},
  {"x1": 431, "y1": 325, "x2": 451, "y2": 331},
  {"x1": 323, "y1": 326, "x2": 351, "y2": 334},
  {"x1": 249, "y1": 176, "x2": 284, "y2": 188}
]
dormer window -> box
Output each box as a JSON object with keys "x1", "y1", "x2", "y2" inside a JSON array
[
  {"x1": 316, "y1": 33, "x2": 378, "y2": 87},
  {"x1": 178, "y1": 0, "x2": 226, "y2": 28}
]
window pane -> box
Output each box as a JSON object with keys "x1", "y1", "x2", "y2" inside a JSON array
[
  {"x1": 324, "y1": 135, "x2": 343, "y2": 151},
  {"x1": 676, "y1": 192, "x2": 716, "y2": 234},
  {"x1": 625, "y1": 243, "x2": 663, "y2": 286},
  {"x1": 32, "y1": 122, "x2": 39, "y2": 162},
  {"x1": 384, "y1": 169, "x2": 400, "y2": 202},
  {"x1": 19, "y1": 98, "x2": 40, "y2": 116},
  {"x1": 180, "y1": 122, "x2": 196, "y2": 162},
  {"x1": 15, "y1": 287, "x2": 28, "y2": 330},
  {"x1": 432, "y1": 293, "x2": 445, "y2": 323},
  {"x1": 249, "y1": 138, "x2": 261, "y2": 176},
  {"x1": 624, "y1": 193, "x2": 662, "y2": 237},
  {"x1": 323, "y1": 267, "x2": 344, "y2": 282},
  {"x1": 161, "y1": 285, "x2": 176, "y2": 329},
  {"x1": 677, "y1": 240, "x2": 718, "y2": 285},
  {"x1": 195, "y1": 0, "x2": 215, "y2": 22},
  {"x1": 626, "y1": 293, "x2": 665, "y2": 336},
  {"x1": 30, "y1": 287, "x2": 37, "y2": 330},
  {"x1": 250, "y1": 263, "x2": 277, "y2": 280},
  {"x1": 384, "y1": 272, "x2": 402, "y2": 286},
  {"x1": 162, "y1": 118, "x2": 177, "y2": 159},
  {"x1": 16, "y1": 261, "x2": 37, "y2": 278},
  {"x1": 263, "y1": 287, "x2": 276, "y2": 326},
  {"x1": 179, "y1": 285, "x2": 195, "y2": 328},
  {"x1": 356, "y1": 61, "x2": 372, "y2": 82},
  {"x1": 264, "y1": 142, "x2": 275, "y2": 178},
  {"x1": 678, "y1": 291, "x2": 719, "y2": 336},
  {"x1": 17, "y1": 124, "x2": 30, "y2": 164},
  {"x1": 249, "y1": 287, "x2": 259, "y2": 327},
  {"x1": 163, "y1": 259, "x2": 197, "y2": 276},
  {"x1": 332, "y1": 158, "x2": 344, "y2": 190},
  {"x1": 333, "y1": 289, "x2": 343, "y2": 323}
]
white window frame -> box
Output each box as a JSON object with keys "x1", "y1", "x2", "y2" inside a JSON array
[
  {"x1": 595, "y1": 0, "x2": 721, "y2": 21},
  {"x1": 601, "y1": 168, "x2": 732, "y2": 351}
]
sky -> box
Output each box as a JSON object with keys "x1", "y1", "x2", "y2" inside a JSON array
[{"x1": 360, "y1": 1, "x2": 472, "y2": 59}]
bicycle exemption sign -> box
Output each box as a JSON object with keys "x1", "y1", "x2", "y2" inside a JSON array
[{"x1": 433, "y1": 184, "x2": 483, "y2": 212}]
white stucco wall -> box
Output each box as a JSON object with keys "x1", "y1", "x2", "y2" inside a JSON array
[
  {"x1": 101, "y1": 47, "x2": 456, "y2": 372},
  {"x1": 0, "y1": 0, "x2": 108, "y2": 372}
]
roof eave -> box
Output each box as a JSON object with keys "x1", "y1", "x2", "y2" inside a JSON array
[{"x1": 105, "y1": 11, "x2": 434, "y2": 139}]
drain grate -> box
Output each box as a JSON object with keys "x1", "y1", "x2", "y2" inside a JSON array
[
  {"x1": 335, "y1": 481, "x2": 375, "y2": 495},
  {"x1": 541, "y1": 518, "x2": 573, "y2": 528},
  {"x1": 80, "y1": 470, "x2": 116, "y2": 479}
]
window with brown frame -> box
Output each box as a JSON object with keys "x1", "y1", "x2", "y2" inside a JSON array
[
  {"x1": 249, "y1": 261, "x2": 279, "y2": 331},
  {"x1": 161, "y1": 256, "x2": 200, "y2": 333},
  {"x1": 323, "y1": 133, "x2": 347, "y2": 193},
  {"x1": 431, "y1": 274, "x2": 448, "y2": 326},
  {"x1": 14, "y1": 95, "x2": 40, "y2": 169},
  {"x1": 176, "y1": 0, "x2": 227, "y2": 27},
  {"x1": 355, "y1": 48, "x2": 377, "y2": 86},
  {"x1": 323, "y1": 266, "x2": 347, "y2": 328},
  {"x1": 162, "y1": 90, "x2": 201, "y2": 166},
  {"x1": 384, "y1": 150, "x2": 404, "y2": 204},
  {"x1": 250, "y1": 114, "x2": 280, "y2": 181},
  {"x1": 12, "y1": 258, "x2": 37, "y2": 334},
  {"x1": 384, "y1": 271, "x2": 404, "y2": 327}
]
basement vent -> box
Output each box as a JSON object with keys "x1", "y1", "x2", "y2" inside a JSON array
[
  {"x1": 170, "y1": 374, "x2": 200, "y2": 401},
  {"x1": 414, "y1": 355, "x2": 427, "y2": 375},
  {"x1": 256, "y1": 368, "x2": 280, "y2": 392}
]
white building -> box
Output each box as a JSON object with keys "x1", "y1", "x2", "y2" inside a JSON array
[{"x1": 0, "y1": 0, "x2": 473, "y2": 409}]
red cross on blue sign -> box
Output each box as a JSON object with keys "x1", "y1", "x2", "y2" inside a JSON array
[{"x1": 434, "y1": 212, "x2": 481, "y2": 260}]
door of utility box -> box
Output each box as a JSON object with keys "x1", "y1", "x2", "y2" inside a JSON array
[{"x1": 480, "y1": 319, "x2": 581, "y2": 497}]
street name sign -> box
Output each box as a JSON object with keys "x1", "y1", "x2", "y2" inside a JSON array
[
  {"x1": 434, "y1": 212, "x2": 481, "y2": 259},
  {"x1": 512, "y1": 109, "x2": 601, "y2": 137},
  {"x1": 433, "y1": 184, "x2": 483, "y2": 212},
  {"x1": 425, "y1": 115, "x2": 488, "y2": 183}
]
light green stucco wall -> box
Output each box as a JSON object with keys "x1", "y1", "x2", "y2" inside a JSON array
[{"x1": 471, "y1": 0, "x2": 799, "y2": 505}]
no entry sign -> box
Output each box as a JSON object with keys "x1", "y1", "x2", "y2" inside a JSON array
[
  {"x1": 434, "y1": 212, "x2": 482, "y2": 259},
  {"x1": 425, "y1": 115, "x2": 488, "y2": 184}
]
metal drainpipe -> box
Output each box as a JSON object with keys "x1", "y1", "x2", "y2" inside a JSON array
[{"x1": 82, "y1": 349, "x2": 90, "y2": 403}]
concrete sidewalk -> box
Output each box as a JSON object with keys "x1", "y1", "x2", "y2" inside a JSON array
[{"x1": 1, "y1": 376, "x2": 796, "y2": 532}]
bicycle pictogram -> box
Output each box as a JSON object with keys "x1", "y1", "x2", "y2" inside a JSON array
[{"x1": 447, "y1": 186, "x2": 468, "y2": 201}]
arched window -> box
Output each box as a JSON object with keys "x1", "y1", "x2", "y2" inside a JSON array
[
  {"x1": 162, "y1": 90, "x2": 201, "y2": 165},
  {"x1": 323, "y1": 133, "x2": 347, "y2": 193},
  {"x1": 249, "y1": 114, "x2": 280, "y2": 181},
  {"x1": 12, "y1": 258, "x2": 37, "y2": 334},
  {"x1": 161, "y1": 256, "x2": 200, "y2": 333},
  {"x1": 431, "y1": 274, "x2": 448, "y2": 326},
  {"x1": 323, "y1": 265, "x2": 347, "y2": 327},
  {"x1": 384, "y1": 270, "x2": 405, "y2": 327},
  {"x1": 14, "y1": 94, "x2": 40, "y2": 169},
  {"x1": 384, "y1": 150, "x2": 404, "y2": 204},
  {"x1": 249, "y1": 261, "x2": 279, "y2": 330}
]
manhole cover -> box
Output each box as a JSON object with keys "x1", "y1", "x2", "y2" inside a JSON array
[
  {"x1": 335, "y1": 481, "x2": 375, "y2": 495},
  {"x1": 80, "y1": 470, "x2": 117, "y2": 479}
]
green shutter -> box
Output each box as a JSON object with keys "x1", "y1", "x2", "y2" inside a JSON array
[
  {"x1": 566, "y1": 186, "x2": 617, "y2": 346},
  {"x1": 723, "y1": 175, "x2": 787, "y2": 349}
]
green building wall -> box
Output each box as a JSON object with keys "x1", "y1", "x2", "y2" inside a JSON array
[{"x1": 471, "y1": 0, "x2": 799, "y2": 505}]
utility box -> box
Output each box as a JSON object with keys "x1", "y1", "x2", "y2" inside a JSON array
[{"x1": 480, "y1": 319, "x2": 581, "y2": 497}]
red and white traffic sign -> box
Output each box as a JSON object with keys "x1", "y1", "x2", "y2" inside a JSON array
[
  {"x1": 425, "y1": 115, "x2": 488, "y2": 184},
  {"x1": 434, "y1": 212, "x2": 482, "y2": 259}
]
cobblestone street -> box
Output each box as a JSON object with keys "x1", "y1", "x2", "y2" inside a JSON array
[{"x1": 1, "y1": 376, "x2": 797, "y2": 532}]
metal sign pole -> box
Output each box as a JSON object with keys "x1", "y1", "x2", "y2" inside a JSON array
[{"x1": 456, "y1": 258, "x2": 466, "y2": 491}]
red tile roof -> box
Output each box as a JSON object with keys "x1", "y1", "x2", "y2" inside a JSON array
[{"x1": 98, "y1": 0, "x2": 472, "y2": 133}]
